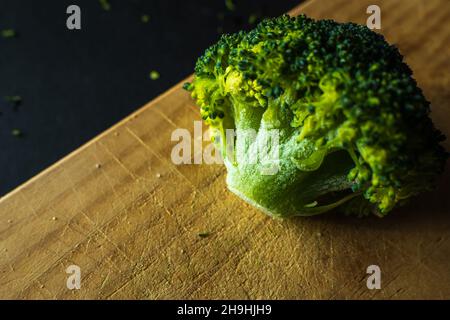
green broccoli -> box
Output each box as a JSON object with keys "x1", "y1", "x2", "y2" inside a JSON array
[{"x1": 185, "y1": 14, "x2": 448, "y2": 218}]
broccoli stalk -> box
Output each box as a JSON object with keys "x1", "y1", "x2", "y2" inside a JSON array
[{"x1": 186, "y1": 14, "x2": 448, "y2": 218}]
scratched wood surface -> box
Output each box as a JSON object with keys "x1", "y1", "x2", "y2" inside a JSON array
[{"x1": 0, "y1": 0, "x2": 449, "y2": 299}]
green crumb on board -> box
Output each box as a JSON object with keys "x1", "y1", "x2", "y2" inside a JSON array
[
  {"x1": 11, "y1": 129, "x2": 22, "y2": 137},
  {"x1": 99, "y1": 0, "x2": 111, "y2": 11},
  {"x1": 141, "y1": 15, "x2": 150, "y2": 23},
  {"x1": 198, "y1": 232, "x2": 211, "y2": 238},
  {"x1": 149, "y1": 70, "x2": 160, "y2": 80},
  {"x1": 182, "y1": 82, "x2": 193, "y2": 91},
  {"x1": 1, "y1": 29, "x2": 16, "y2": 38}
]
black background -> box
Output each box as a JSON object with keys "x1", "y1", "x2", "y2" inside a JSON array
[{"x1": 0, "y1": 0, "x2": 299, "y2": 196}]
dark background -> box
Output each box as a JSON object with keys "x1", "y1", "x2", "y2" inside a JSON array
[{"x1": 0, "y1": 0, "x2": 299, "y2": 196}]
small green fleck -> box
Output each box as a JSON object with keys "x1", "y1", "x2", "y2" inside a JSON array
[
  {"x1": 11, "y1": 129, "x2": 22, "y2": 137},
  {"x1": 225, "y1": 0, "x2": 235, "y2": 11},
  {"x1": 4, "y1": 95, "x2": 22, "y2": 107},
  {"x1": 141, "y1": 14, "x2": 150, "y2": 24},
  {"x1": 183, "y1": 82, "x2": 193, "y2": 91},
  {"x1": 1, "y1": 29, "x2": 16, "y2": 38},
  {"x1": 149, "y1": 70, "x2": 160, "y2": 80},
  {"x1": 99, "y1": 0, "x2": 111, "y2": 11},
  {"x1": 217, "y1": 12, "x2": 225, "y2": 21},
  {"x1": 217, "y1": 26, "x2": 224, "y2": 34},
  {"x1": 248, "y1": 14, "x2": 258, "y2": 25},
  {"x1": 198, "y1": 232, "x2": 211, "y2": 238}
]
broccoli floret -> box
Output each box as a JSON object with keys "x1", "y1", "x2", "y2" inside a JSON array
[{"x1": 185, "y1": 14, "x2": 448, "y2": 218}]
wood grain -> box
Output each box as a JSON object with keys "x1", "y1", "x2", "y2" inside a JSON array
[{"x1": 1, "y1": 0, "x2": 449, "y2": 299}]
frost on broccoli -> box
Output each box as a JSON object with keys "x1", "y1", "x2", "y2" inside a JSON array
[{"x1": 185, "y1": 14, "x2": 448, "y2": 218}]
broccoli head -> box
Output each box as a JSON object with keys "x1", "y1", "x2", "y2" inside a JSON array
[{"x1": 185, "y1": 14, "x2": 448, "y2": 218}]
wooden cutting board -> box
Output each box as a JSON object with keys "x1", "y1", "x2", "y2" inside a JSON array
[{"x1": 1, "y1": 0, "x2": 449, "y2": 299}]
